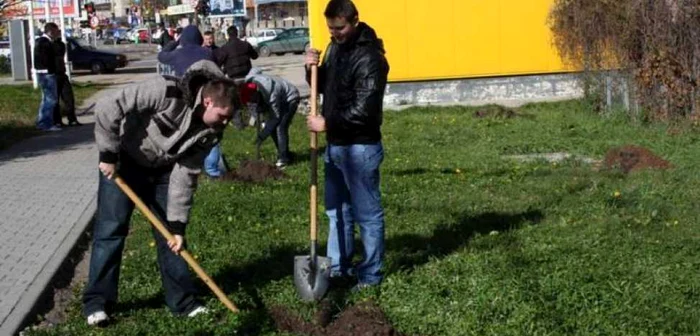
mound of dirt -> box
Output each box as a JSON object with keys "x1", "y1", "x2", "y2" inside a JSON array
[
  {"x1": 270, "y1": 301, "x2": 401, "y2": 336},
  {"x1": 221, "y1": 160, "x2": 287, "y2": 183},
  {"x1": 603, "y1": 145, "x2": 672, "y2": 173}
]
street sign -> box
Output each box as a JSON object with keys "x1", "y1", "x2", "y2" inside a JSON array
[{"x1": 90, "y1": 15, "x2": 99, "y2": 28}]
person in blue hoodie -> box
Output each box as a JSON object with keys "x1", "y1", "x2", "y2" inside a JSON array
[
  {"x1": 157, "y1": 25, "x2": 214, "y2": 77},
  {"x1": 158, "y1": 25, "x2": 228, "y2": 178}
]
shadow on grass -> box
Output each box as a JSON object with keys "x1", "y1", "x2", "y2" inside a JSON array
[
  {"x1": 386, "y1": 209, "x2": 544, "y2": 273},
  {"x1": 115, "y1": 209, "x2": 542, "y2": 331}
]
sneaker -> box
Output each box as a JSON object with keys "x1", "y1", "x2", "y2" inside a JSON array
[
  {"x1": 275, "y1": 159, "x2": 289, "y2": 169},
  {"x1": 187, "y1": 305, "x2": 209, "y2": 317},
  {"x1": 86, "y1": 311, "x2": 109, "y2": 327},
  {"x1": 68, "y1": 120, "x2": 82, "y2": 126}
]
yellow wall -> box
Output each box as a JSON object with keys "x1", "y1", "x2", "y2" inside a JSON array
[{"x1": 308, "y1": 0, "x2": 572, "y2": 82}]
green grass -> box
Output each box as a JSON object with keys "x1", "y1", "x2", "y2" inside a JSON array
[
  {"x1": 27, "y1": 100, "x2": 700, "y2": 335},
  {"x1": 0, "y1": 83, "x2": 101, "y2": 150}
]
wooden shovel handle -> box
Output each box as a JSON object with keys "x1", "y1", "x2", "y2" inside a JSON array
[
  {"x1": 113, "y1": 176, "x2": 239, "y2": 314},
  {"x1": 310, "y1": 65, "x2": 319, "y2": 242}
]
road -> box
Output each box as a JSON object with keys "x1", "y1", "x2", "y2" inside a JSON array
[{"x1": 69, "y1": 45, "x2": 308, "y2": 97}]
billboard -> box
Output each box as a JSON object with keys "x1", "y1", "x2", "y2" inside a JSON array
[
  {"x1": 2, "y1": 0, "x2": 81, "y2": 19},
  {"x1": 208, "y1": 0, "x2": 245, "y2": 17}
]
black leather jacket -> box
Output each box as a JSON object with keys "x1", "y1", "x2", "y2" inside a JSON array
[
  {"x1": 307, "y1": 22, "x2": 389, "y2": 145},
  {"x1": 214, "y1": 38, "x2": 258, "y2": 79}
]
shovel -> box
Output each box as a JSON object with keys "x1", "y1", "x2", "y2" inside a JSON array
[
  {"x1": 113, "y1": 176, "x2": 239, "y2": 314},
  {"x1": 294, "y1": 64, "x2": 332, "y2": 301}
]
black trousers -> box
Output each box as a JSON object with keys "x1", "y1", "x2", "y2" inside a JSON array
[{"x1": 52, "y1": 73, "x2": 77, "y2": 125}]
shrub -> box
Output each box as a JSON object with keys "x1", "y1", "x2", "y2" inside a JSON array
[{"x1": 549, "y1": 0, "x2": 700, "y2": 120}]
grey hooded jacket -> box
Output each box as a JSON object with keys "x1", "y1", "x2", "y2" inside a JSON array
[
  {"x1": 245, "y1": 68, "x2": 300, "y2": 139},
  {"x1": 94, "y1": 60, "x2": 235, "y2": 227}
]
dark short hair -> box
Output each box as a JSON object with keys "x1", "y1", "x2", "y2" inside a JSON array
[
  {"x1": 44, "y1": 22, "x2": 58, "y2": 34},
  {"x1": 175, "y1": 27, "x2": 183, "y2": 35},
  {"x1": 324, "y1": 0, "x2": 359, "y2": 22},
  {"x1": 202, "y1": 80, "x2": 237, "y2": 108},
  {"x1": 158, "y1": 23, "x2": 165, "y2": 29},
  {"x1": 227, "y1": 26, "x2": 238, "y2": 39},
  {"x1": 203, "y1": 30, "x2": 214, "y2": 36}
]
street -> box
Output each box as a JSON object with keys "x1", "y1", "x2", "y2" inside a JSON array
[{"x1": 69, "y1": 44, "x2": 309, "y2": 97}]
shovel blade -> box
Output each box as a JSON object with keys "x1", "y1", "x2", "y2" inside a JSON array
[{"x1": 294, "y1": 255, "x2": 332, "y2": 302}]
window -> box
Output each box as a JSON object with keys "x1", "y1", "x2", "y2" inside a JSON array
[{"x1": 265, "y1": 31, "x2": 275, "y2": 37}]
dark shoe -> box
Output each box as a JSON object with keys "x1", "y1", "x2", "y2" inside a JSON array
[
  {"x1": 55, "y1": 122, "x2": 66, "y2": 127},
  {"x1": 329, "y1": 275, "x2": 356, "y2": 289},
  {"x1": 68, "y1": 120, "x2": 82, "y2": 126}
]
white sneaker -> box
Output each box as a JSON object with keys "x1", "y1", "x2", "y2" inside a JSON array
[
  {"x1": 86, "y1": 311, "x2": 109, "y2": 327},
  {"x1": 187, "y1": 305, "x2": 209, "y2": 317}
]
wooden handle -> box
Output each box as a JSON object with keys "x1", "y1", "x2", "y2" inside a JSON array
[
  {"x1": 310, "y1": 65, "x2": 318, "y2": 242},
  {"x1": 113, "y1": 176, "x2": 239, "y2": 314}
]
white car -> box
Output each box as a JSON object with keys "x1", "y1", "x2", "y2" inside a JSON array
[{"x1": 245, "y1": 29, "x2": 285, "y2": 47}]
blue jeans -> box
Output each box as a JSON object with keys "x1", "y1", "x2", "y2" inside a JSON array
[
  {"x1": 83, "y1": 156, "x2": 199, "y2": 316},
  {"x1": 36, "y1": 73, "x2": 57, "y2": 129},
  {"x1": 324, "y1": 143, "x2": 385, "y2": 285},
  {"x1": 204, "y1": 144, "x2": 225, "y2": 177}
]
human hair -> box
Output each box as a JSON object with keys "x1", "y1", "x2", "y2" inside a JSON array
[
  {"x1": 175, "y1": 27, "x2": 183, "y2": 35},
  {"x1": 203, "y1": 30, "x2": 214, "y2": 37},
  {"x1": 227, "y1": 25, "x2": 238, "y2": 39},
  {"x1": 202, "y1": 80, "x2": 237, "y2": 108},
  {"x1": 44, "y1": 22, "x2": 58, "y2": 34},
  {"x1": 324, "y1": 0, "x2": 359, "y2": 23}
]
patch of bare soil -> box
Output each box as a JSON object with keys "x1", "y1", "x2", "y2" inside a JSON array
[
  {"x1": 270, "y1": 301, "x2": 401, "y2": 336},
  {"x1": 221, "y1": 160, "x2": 287, "y2": 183},
  {"x1": 603, "y1": 145, "x2": 672, "y2": 173}
]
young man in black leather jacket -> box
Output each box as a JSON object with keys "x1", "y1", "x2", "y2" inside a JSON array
[{"x1": 305, "y1": 0, "x2": 390, "y2": 292}]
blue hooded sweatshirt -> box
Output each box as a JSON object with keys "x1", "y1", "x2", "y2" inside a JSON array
[{"x1": 157, "y1": 25, "x2": 214, "y2": 77}]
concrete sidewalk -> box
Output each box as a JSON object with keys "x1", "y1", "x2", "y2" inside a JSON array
[{"x1": 0, "y1": 86, "x2": 123, "y2": 335}]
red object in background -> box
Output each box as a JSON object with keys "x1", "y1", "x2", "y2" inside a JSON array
[
  {"x1": 239, "y1": 82, "x2": 258, "y2": 104},
  {"x1": 138, "y1": 30, "x2": 149, "y2": 41}
]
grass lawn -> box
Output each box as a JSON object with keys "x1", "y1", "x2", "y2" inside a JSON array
[
  {"x1": 0, "y1": 83, "x2": 101, "y2": 150},
  {"x1": 27, "y1": 100, "x2": 700, "y2": 335}
]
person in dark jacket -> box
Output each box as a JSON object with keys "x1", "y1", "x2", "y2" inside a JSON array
[
  {"x1": 202, "y1": 30, "x2": 217, "y2": 51},
  {"x1": 52, "y1": 34, "x2": 81, "y2": 127},
  {"x1": 157, "y1": 25, "x2": 214, "y2": 77},
  {"x1": 213, "y1": 25, "x2": 258, "y2": 79},
  {"x1": 34, "y1": 22, "x2": 61, "y2": 131},
  {"x1": 156, "y1": 23, "x2": 172, "y2": 48},
  {"x1": 305, "y1": 0, "x2": 389, "y2": 292}
]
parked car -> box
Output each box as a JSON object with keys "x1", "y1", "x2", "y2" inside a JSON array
[
  {"x1": 65, "y1": 38, "x2": 128, "y2": 73},
  {"x1": 245, "y1": 29, "x2": 285, "y2": 47},
  {"x1": 256, "y1": 28, "x2": 309, "y2": 57}
]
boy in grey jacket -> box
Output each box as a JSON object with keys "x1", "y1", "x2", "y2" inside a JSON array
[
  {"x1": 245, "y1": 68, "x2": 300, "y2": 168},
  {"x1": 83, "y1": 60, "x2": 239, "y2": 327}
]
